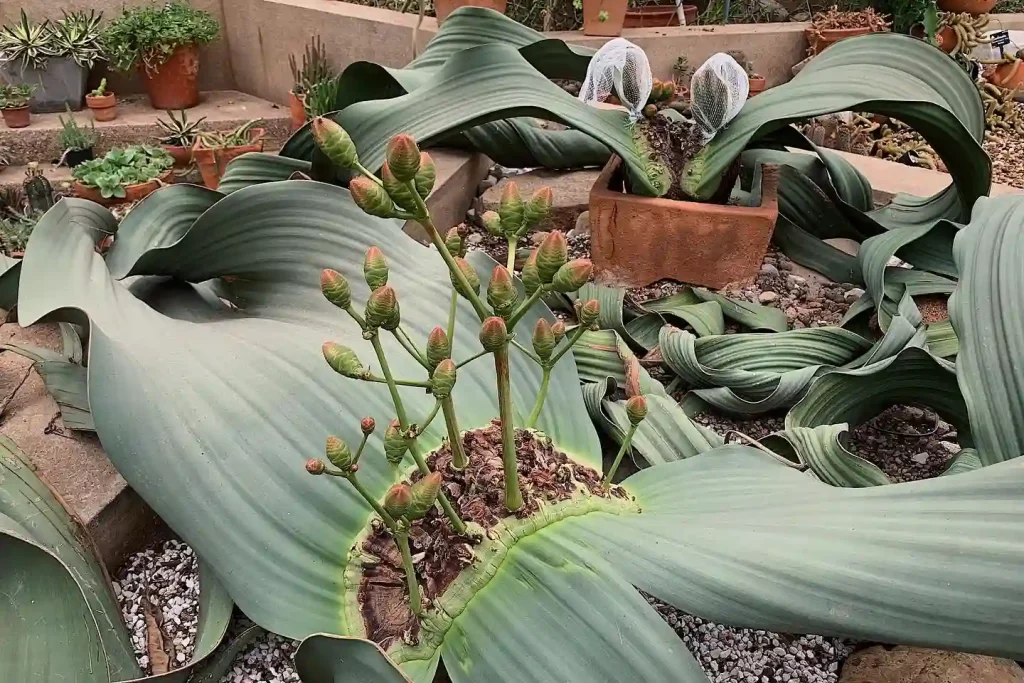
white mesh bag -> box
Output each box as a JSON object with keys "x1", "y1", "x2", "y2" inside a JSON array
[
  {"x1": 690, "y1": 53, "x2": 749, "y2": 142},
  {"x1": 579, "y1": 38, "x2": 653, "y2": 122}
]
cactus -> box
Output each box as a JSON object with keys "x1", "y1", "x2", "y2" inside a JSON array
[{"x1": 23, "y1": 163, "x2": 53, "y2": 213}]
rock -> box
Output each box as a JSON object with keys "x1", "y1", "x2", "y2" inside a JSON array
[
  {"x1": 568, "y1": 211, "x2": 590, "y2": 239},
  {"x1": 840, "y1": 646, "x2": 1024, "y2": 683},
  {"x1": 758, "y1": 291, "x2": 778, "y2": 304},
  {"x1": 760, "y1": 263, "x2": 779, "y2": 277},
  {"x1": 937, "y1": 441, "x2": 961, "y2": 455},
  {"x1": 845, "y1": 287, "x2": 866, "y2": 303},
  {"x1": 911, "y1": 452, "x2": 930, "y2": 464},
  {"x1": 466, "y1": 233, "x2": 484, "y2": 246}
]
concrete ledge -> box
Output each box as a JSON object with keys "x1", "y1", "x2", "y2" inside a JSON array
[
  {"x1": 827, "y1": 150, "x2": 1020, "y2": 203},
  {"x1": 0, "y1": 322, "x2": 160, "y2": 570},
  {"x1": 0, "y1": 90, "x2": 290, "y2": 167}
]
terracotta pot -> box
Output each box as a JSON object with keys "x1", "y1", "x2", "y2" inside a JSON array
[
  {"x1": 433, "y1": 0, "x2": 507, "y2": 24},
  {"x1": 624, "y1": 4, "x2": 697, "y2": 27},
  {"x1": 589, "y1": 156, "x2": 779, "y2": 289},
  {"x1": 85, "y1": 92, "x2": 117, "y2": 122},
  {"x1": 582, "y1": 0, "x2": 628, "y2": 37},
  {"x1": 192, "y1": 128, "x2": 266, "y2": 189},
  {"x1": 163, "y1": 145, "x2": 194, "y2": 168},
  {"x1": 141, "y1": 44, "x2": 201, "y2": 110},
  {"x1": 72, "y1": 170, "x2": 175, "y2": 206},
  {"x1": 1, "y1": 105, "x2": 31, "y2": 129},
  {"x1": 934, "y1": 25, "x2": 958, "y2": 54},
  {"x1": 937, "y1": 0, "x2": 996, "y2": 13},
  {"x1": 288, "y1": 90, "x2": 307, "y2": 131},
  {"x1": 805, "y1": 26, "x2": 873, "y2": 55},
  {"x1": 748, "y1": 75, "x2": 766, "y2": 96},
  {"x1": 989, "y1": 60, "x2": 1024, "y2": 90}
]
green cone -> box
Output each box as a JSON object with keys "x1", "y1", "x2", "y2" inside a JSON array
[{"x1": 363, "y1": 246, "x2": 389, "y2": 291}]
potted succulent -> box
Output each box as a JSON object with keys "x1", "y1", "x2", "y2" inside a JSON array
[
  {"x1": 71, "y1": 144, "x2": 175, "y2": 206},
  {"x1": 806, "y1": 6, "x2": 891, "y2": 55},
  {"x1": 0, "y1": 83, "x2": 35, "y2": 128},
  {"x1": 986, "y1": 53, "x2": 1024, "y2": 90},
  {"x1": 101, "y1": 2, "x2": 220, "y2": 110},
  {"x1": 156, "y1": 109, "x2": 206, "y2": 167},
  {"x1": 624, "y1": 0, "x2": 698, "y2": 27},
  {"x1": 192, "y1": 119, "x2": 265, "y2": 189},
  {"x1": 58, "y1": 109, "x2": 98, "y2": 167},
  {"x1": 433, "y1": 0, "x2": 508, "y2": 24},
  {"x1": 85, "y1": 78, "x2": 117, "y2": 121},
  {"x1": 0, "y1": 208, "x2": 38, "y2": 258},
  {"x1": 727, "y1": 50, "x2": 765, "y2": 96},
  {"x1": 0, "y1": 10, "x2": 102, "y2": 113},
  {"x1": 288, "y1": 36, "x2": 333, "y2": 132}
]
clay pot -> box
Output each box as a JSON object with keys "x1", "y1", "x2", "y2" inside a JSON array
[
  {"x1": 623, "y1": 4, "x2": 697, "y2": 27},
  {"x1": 748, "y1": 75, "x2": 766, "y2": 96},
  {"x1": 934, "y1": 25, "x2": 958, "y2": 54},
  {"x1": 589, "y1": 156, "x2": 780, "y2": 289},
  {"x1": 85, "y1": 92, "x2": 117, "y2": 122},
  {"x1": 582, "y1": 0, "x2": 628, "y2": 37},
  {"x1": 163, "y1": 145, "x2": 194, "y2": 168},
  {"x1": 937, "y1": 0, "x2": 996, "y2": 13},
  {"x1": 805, "y1": 26, "x2": 873, "y2": 55},
  {"x1": 433, "y1": 0, "x2": 507, "y2": 24},
  {"x1": 192, "y1": 128, "x2": 266, "y2": 190},
  {"x1": 141, "y1": 44, "x2": 201, "y2": 110},
  {"x1": 72, "y1": 170, "x2": 175, "y2": 206},
  {"x1": 288, "y1": 90, "x2": 307, "y2": 131},
  {"x1": 989, "y1": 60, "x2": 1024, "y2": 90},
  {"x1": 1, "y1": 105, "x2": 31, "y2": 129}
]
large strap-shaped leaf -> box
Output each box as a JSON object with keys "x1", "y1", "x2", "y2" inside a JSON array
[
  {"x1": 295, "y1": 636, "x2": 412, "y2": 682},
  {"x1": 950, "y1": 194, "x2": 1024, "y2": 465},
  {"x1": 0, "y1": 252, "x2": 19, "y2": 313},
  {"x1": 684, "y1": 34, "x2": 988, "y2": 221},
  {"x1": 566, "y1": 446, "x2": 1024, "y2": 658},
  {"x1": 438, "y1": 527, "x2": 709, "y2": 683},
  {"x1": 16, "y1": 183, "x2": 598, "y2": 641}
]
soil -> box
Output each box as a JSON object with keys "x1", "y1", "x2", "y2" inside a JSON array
[
  {"x1": 356, "y1": 422, "x2": 624, "y2": 650},
  {"x1": 634, "y1": 114, "x2": 705, "y2": 202},
  {"x1": 848, "y1": 404, "x2": 960, "y2": 482}
]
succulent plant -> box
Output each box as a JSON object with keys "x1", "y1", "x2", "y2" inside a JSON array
[{"x1": 156, "y1": 109, "x2": 207, "y2": 147}]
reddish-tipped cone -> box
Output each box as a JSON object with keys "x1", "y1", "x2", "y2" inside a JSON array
[
  {"x1": 524, "y1": 187, "x2": 553, "y2": 228},
  {"x1": 578, "y1": 298, "x2": 600, "y2": 327},
  {"x1": 361, "y1": 417, "x2": 376, "y2": 435},
  {"x1": 479, "y1": 316, "x2": 508, "y2": 353},
  {"x1": 320, "y1": 269, "x2": 351, "y2": 309},
  {"x1": 325, "y1": 436, "x2": 354, "y2": 469},
  {"x1": 311, "y1": 117, "x2": 358, "y2": 168},
  {"x1": 414, "y1": 152, "x2": 436, "y2": 198},
  {"x1": 626, "y1": 396, "x2": 648, "y2": 425},
  {"x1": 551, "y1": 258, "x2": 593, "y2": 293},
  {"x1": 498, "y1": 182, "x2": 524, "y2": 236},
  {"x1": 323, "y1": 342, "x2": 367, "y2": 379},
  {"x1": 533, "y1": 318, "x2": 555, "y2": 361},
  {"x1": 385, "y1": 133, "x2": 421, "y2": 182},
  {"x1": 487, "y1": 265, "x2": 519, "y2": 315},
  {"x1": 383, "y1": 484, "x2": 412, "y2": 519},
  {"x1": 426, "y1": 326, "x2": 451, "y2": 370},
  {"x1": 363, "y1": 246, "x2": 389, "y2": 291},
  {"x1": 451, "y1": 257, "x2": 481, "y2": 298},
  {"x1": 408, "y1": 472, "x2": 442, "y2": 519},
  {"x1": 521, "y1": 249, "x2": 541, "y2": 296},
  {"x1": 365, "y1": 285, "x2": 398, "y2": 329},
  {"x1": 536, "y1": 231, "x2": 568, "y2": 283},
  {"x1": 431, "y1": 358, "x2": 457, "y2": 399},
  {"x1": 349, "y1": 176, "x2": 394, "y2": 218},
  {"x1": 305, "y1": 458, "x2": 326, "y2": 475}
]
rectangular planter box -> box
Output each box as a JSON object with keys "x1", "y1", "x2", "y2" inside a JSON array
[
  {"x1": 589, "y1": 156, "x2": 780, "y2": 290},
  {"x1": 1, "y1": 57, "x2": 88, "y2": 113}
]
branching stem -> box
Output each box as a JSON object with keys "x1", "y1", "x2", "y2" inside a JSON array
[
  {"x1": 602, "y1": 423, "x2": 639, "y2": 486},
  {"x1": 346, "y1": 472, "x2": 398, "y2": 529},
  {"x1": 446, "y1": 288, "x2": 458, "y2": 345},
  {"x1": 455, "y1": 348, "x2": 490, "y2": 369},
  {"x1": 392, "y1": 326, "x2": 430, "y2": 370},
  {"x1": 366, "y1": 375, "x2": 432, "y2": 389},
  {"x1": 505, "y1": 237, "x2": 517, "y2": 272},
  {"x1": 441, "y1": 398, "x2": 468, "y2": 469},
  {"x1": 353, "y1": 432, "x2": 370, "y2": 465},
  {"x1": 395, "y1": 530, "x2": 422, "y2": 616},
  {"x1": 494, "y1": 344, "x2": 523, "y2": 511},
  {"x1": 417, "y1": 399, "x2": 442, "y2": 434},
  {"x1": 507, "y1": 286, "x2": 547, "y2": 328},
  {"x1": 525, "y1": 367, "x2": 551, "y2": 429}
]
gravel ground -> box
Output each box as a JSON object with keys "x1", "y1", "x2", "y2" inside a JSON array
[
  {"x1": 691, "y1": 410, "x2": 786, "y2": 441},
  {"x1": 984, "y1": 111, "x2": 1024, "y2": 189},
  {"x1": 848, "y1": 404, "x2": 959, "y2": 482}
]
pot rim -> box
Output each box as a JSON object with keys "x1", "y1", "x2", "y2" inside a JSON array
[{"x1": 1, "y1": 104, "x2": 30, "y2": 112}]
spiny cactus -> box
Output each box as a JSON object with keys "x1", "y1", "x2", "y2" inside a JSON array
[{"x1": 305, "y1": 120, "x2": 610, "y2": 618}]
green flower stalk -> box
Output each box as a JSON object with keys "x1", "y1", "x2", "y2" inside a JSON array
[
  {"x1": 603, "y1": 396, "x2": 648, "y2": 485},
  {"x1": 349, "y1": 176, "x2": 394, "y2": 218},
  {"x1": 385, "y1": 133, "x2": 421, "y2": 182},
  {"x1": 320, "y1": 269, "x2": 351, "y2": 309},
  {"x1": 311, "y1": 117, "x2": 358, "y2": 168},
  {"x1": 364, "y1": 246, "x2": 389, "y2": 291},
  {"x1": 322, "y1": 342, "x2": 369, "y2": 380}
]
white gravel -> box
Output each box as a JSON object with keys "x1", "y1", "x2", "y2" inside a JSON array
[{"x1": 115, "y1": 540, "x2": 858, "y2": 682}]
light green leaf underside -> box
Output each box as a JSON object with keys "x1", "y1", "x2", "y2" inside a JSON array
[
  {"x1": 949, "y1": 195, "x2": 1024, "y2": 465},
  {"x1": 16, "y1": 183, "x2": 598, "y2": 641},
  {"x1": 567, "y1": 446, "x2": 1024, "y2": 659},
  {"x1": 439, "y1": 525, "x2": 709, "y2": 683},
  {"x1": 295, "y1": 636, "x2": 412, "y2": 682}
]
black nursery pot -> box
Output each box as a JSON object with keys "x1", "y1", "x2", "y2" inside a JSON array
[{"x1": 66, "y1": 147, "x2": 95, "y2": 168}]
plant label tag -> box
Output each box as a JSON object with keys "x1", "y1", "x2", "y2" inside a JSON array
[{"x1": 991, "y1": 30, "x2": 1011, "y2": 48}]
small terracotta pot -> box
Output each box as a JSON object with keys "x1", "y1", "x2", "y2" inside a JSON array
[
  {"x1": 589, "y1": 156, "x2": 780, "y2": 289},
  {"x1": 141, "y1": 44, "x2": 201, "y2": 110},
  {"x1": 1, "y1": 105, "x2": 31, "y2": 129},
  {"x1": 288, "y1": 90, "x2": 307, "y2": 131},
  {"x1": 748, "y1": 75, "x2": 766, "y2": 96},
  {"x1": 192, "y1": 128, "x2": 266, "y2": 190},
  {"x1": 806, "y1": 26, "x2": 873, "y2": 55},
  {"x1": 163, "y1": 145, "x2": 194, "y2": 168},
  {"x1": 937, "y1": 0, "x2": 996, "y2": 13},
  {"x1": 934, "y1": 25, "x2": 958, "y2": 54},
  {"x1": 433, "y1": 0, "x2": 507, "y2": 24},
  {"x1": 989, "y1": 60, "x2": 1024, "y2": 90},
  {"x1": 85, "y1": 92, "x2": 117, "y2": 122},
  {"x1": 582, "y1": 0, "x2": 628, "y2": 36},
  {"x1": 623, "y1": 4, "x2": 697, "y2": 27},
  {"x1": 72, "y1": 170, "x2": 175, "y2": 206}
]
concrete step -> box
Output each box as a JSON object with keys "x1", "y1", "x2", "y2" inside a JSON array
[{"x1": 0, "y1": 90, "x2": 291, "y2": 167}]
